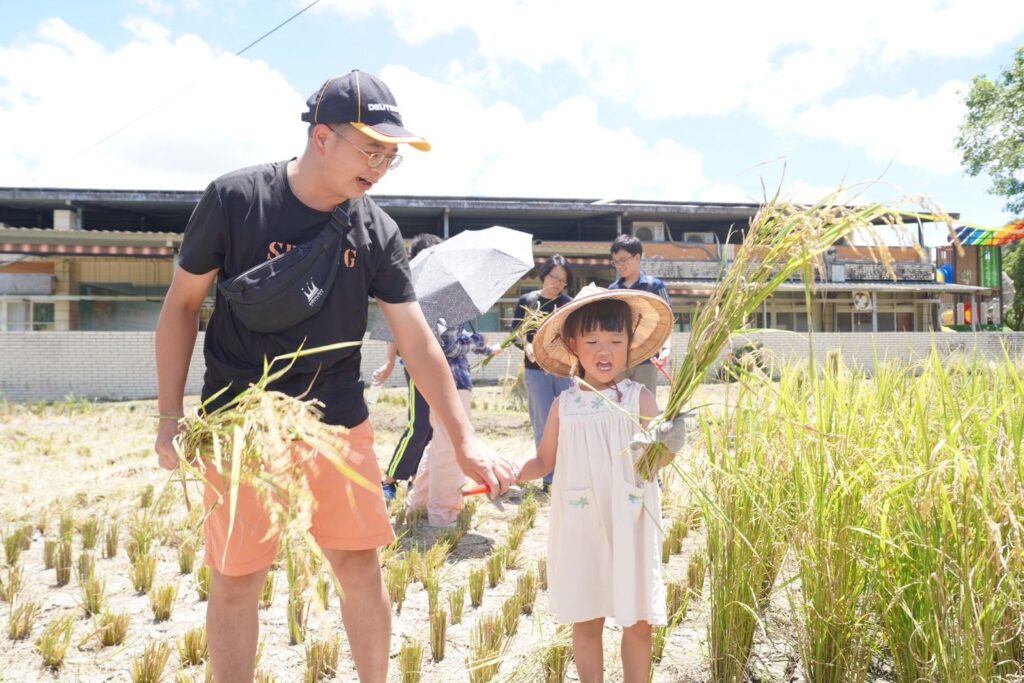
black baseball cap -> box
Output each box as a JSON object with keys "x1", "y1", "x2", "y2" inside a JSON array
[{"x1": 301, "y1": 70, "x2": 430, "y2": 151}]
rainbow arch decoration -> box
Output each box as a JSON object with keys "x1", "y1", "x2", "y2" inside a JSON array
[{"x1": 950, "y1": 219, "x2": 1024, "y2": 246}]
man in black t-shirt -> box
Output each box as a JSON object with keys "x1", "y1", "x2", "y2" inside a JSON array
[{"x1": 154, "y1": 70, "x2": 517, "y2": 683}]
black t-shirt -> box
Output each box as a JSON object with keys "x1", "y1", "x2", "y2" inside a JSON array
[
  {"x1": 512, "y1": 290, "x2": 572, "y2": 371},
  {"x1": 177, "y1": 160, "x2": 416, "y2": 427}
]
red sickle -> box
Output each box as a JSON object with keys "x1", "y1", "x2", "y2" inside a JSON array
[
  {"x1": 651, "y1": 358, "x2": 673, "y2": 382},
  {"x1": 462, "y1": 484, "x2": 491, "y2": 497}
]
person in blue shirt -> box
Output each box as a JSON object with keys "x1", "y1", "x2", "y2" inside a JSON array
[{"x1": 607, "y1": 234, "x2": 673, "y2": 397}]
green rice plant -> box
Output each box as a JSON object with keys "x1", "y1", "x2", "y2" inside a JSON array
[
  {"x1": 35, "y1": 611, "x2": 75, "y2": 669},
  {"x1": 687, "y1": 550, "x2": 707, "y2": 597},
  {"x1": 125, "y1": 522, "x2": 153, "y2": 564},
  {"x1": 287, "y1": 592, "x2": 307, "y2": 645},
  {"x1": 131, "y1": 554, "x2": 157, "y2": 594},
  {"x1": 425, "y1": 575, "x2": 440, "y2": 616},
  {"x1": 430, "y1": 609, "x2": 447, "y2": 661},
  {"x1": 448, "y1": 586, "x2": 465, "y2": 624},
  {"x1": 487, "y1": 548, "x2": 506, "y2": 587},
  {"x1": 636, "y1": 189, "x2": 918, "y2": 479},
  {"x1": 76, "y1": 551, "x2": 96, "y2": 583},
  {"x1": 4, "y1": 529, "x2": 24, "y2": 565},
  {"x1": 500, "y1": 595, "x2": 521, "y2": 638},
  {"x1": 537, "y1": 557, "x2": 547, "y2": 591},
  {"x1": 19, "y1": 524, "x2": 33, "y2": 550},
  {"x1": 303, "y1": 635, "x2": 340, "y2": 683},
  {"x1": 701, "y1": 384, "x2": 793, "y2": 683},
  {"x1": 661, "y1": 537, "x2": 672, "y2": 564},
  {"x1": 468, "y1": 565, "x2": 485, "y2": 607},
  {"x1": 516, "y1": 492, "x2": 538, "y2": 529},
  {"x1": 467, "y1": 613, "x2": 504, "y2": 683},
  {"x1": 131, "y1": 641, "x2": 172, "y2": 683},
  {"x1": 652, "y1": 624, "x2": 670, "y2": 663},
  {"x1": 505, "y1": 521, "x2": 527, "y2": 552},
  {"x1": 195, "y1": 565, "x2": 211, "y2": 601},
  {"x1": 255, "y1": 669, "x2": 276, "y2": 683},
  {"x1": 515, "y1": 571, "x2": 537, "y2": 615},
  {"x1": 81, "y1": 575, "x2": 106, "y2": 616},
  {"x1": 406, "y1": 547, "x2": 423, "y2": 585},
  {"x1": 422, "y1": 539, "x2": 451, "y2": 583},
  {"x1": 54, "y1": 539, "x2": 73, "y2": 586},
  {"x1": 3, "y1": 565, "x2": 23, "y2": 603},
  {"x1": 259, "y1": 572, "x2": 276, "y2": 609},
  {"x1": 139, "y1": 484, "x2": 155, "y2": 509},
  {"x1": 7, "y1": 600, "x2": 38, "y2": 640},
  {"x1": 102, "y1": 521, "x2": 119, "y2": 559},
  {"x1": 386, "y1": 554, "x2": 412, "y2": 612},
  {"x1": 43, "y1": 539, "x2": 56, "y2": 569},
  {"x1": 98, "y1": 610, "x2": 129, "y2": 647},
  {"x1": 399, "y1": 638, "x2": 423, "y2": 683},
  {"x1": 178, "y1": 625, "x2": 209, "y2": 667},
  {"x1": 178, "y1": 539, "x2": 197, "y2": 575},
  {"x1": 666, "y1": 580, "x2": 691, "y2": 624},
  {"x1": 457, "y1": 502, "x2": 475, "y2": 533},
  {"x1": 541, "y1": 625, "x2": 573, "y2": 683},
  {"x1": 149, "y1": 582, "x2": 179, "y2": 622},
  {"x1": 315, "y1": 574, "x2": 331, "y2": 611},
  {"x1": 59, "y1": 510, "x2": 75, "y2": 541},
  {"x1": 438, "y1": 526, "x2": 465, "y2": 550},
  {"x1": 667, "y1": 516, "x2": 687, "y2": 556},
  {"x1": 79, "y1": 516, "x2": 100, "y2": 550}
]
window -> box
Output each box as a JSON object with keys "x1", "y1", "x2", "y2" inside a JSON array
[{"x1": 32, "y1": 303, "x2": 54, "y2": 331}]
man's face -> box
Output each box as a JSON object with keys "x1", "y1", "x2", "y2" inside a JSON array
[
  {"x1": 321, "y1": 124, "x2": 400, "y2": 200},
  {"x1": 611, "y1": 249, "x2": 641, "y2": 281}
]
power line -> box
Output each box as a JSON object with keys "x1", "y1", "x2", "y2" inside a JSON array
[{"x1": 72, "y1": 0, "x2": 323, "y2": 160}]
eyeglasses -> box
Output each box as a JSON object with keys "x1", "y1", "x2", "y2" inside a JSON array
[
  {"x1": 545, "y1": 273, "x2": 568, "y2": 285},
  {"x1": 612, "y1": 254, "x2": 638, "y2": 266},
  {"x1": 330, "y1": 127, "x2": 403, "y2": 170}
]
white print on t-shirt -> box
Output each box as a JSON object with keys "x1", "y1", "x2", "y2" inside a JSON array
[{"x1": 302, "y1": 279, "x2": 324, "y2": 307}]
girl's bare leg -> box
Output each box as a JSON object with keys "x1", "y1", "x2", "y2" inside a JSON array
[
  {"x1": 621, "y1": 620, "x2": 652, "y2": 683},
  {"x1": 572, "y1": 618, "x2": 605, "y2": 682}
]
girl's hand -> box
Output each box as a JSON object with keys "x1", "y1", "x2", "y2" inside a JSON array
[{"x1": 630, "y1": 414, "x2": 689, "y2": 455}]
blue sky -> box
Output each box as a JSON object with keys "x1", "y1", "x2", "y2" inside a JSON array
[{"x1": 1, "y1": 0, "x2": 1022, "y2": 238}]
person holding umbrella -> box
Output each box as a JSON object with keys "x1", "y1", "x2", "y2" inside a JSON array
[
  {"x1": 511, "y1": 254, "x2": 575, "y2": 489},
  {"x1": 154, "y1": 70, "x2": 517, "y2": 683}
]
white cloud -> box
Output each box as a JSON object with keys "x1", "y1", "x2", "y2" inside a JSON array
[
  {"x1": 0, "y1": 19, "x2": 711, "y2": 201},
  {"x1": 318, "y1": 0, "x2": 1024, "y2": 120},
  {"x1": 788, "y1": 80, "x2": 968, "y2": 174},
  {"x1": 0, "y1": 18, "x2": 304, "y2": 190},
  {"x1": 373, "y1": 66, "x2": 708, "y2": 199},
  {"x1": 133, "y1": 0, "x2": 174, "y2": 18}
]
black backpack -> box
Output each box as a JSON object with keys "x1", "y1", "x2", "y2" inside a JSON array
[{"x1": 216, "y1": 205, "x2": 351, "y2": 333}]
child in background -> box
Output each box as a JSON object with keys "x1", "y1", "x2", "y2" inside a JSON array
[{"x1": 516, "y1": 284, "x2": 686, "y2": 683}]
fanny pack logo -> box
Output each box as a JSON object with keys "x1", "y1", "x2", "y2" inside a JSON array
[{"x1": 302, "y1": 279, "x2": 324, "y2": 307}]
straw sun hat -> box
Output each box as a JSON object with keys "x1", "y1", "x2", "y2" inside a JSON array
[{"x1": 532, "y1": 283, "x2": 674, "y2": 378}]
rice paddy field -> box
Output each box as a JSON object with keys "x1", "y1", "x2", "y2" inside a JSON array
[{"x1": 0, "y1": 354, "x2": 1022, "y2": 682}]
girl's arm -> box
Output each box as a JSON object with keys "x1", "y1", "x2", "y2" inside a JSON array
[{"x1": 517, "y1": 399, "x2": 560, "y2": 482}]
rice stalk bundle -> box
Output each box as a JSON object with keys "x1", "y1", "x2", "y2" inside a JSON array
[
  {"x1": 131, "y1": 641, "x2": 172, "y2": 683},
  {"x1": 175, "y1": 341, "x2": 370, "y2": 574},
  {"x1": 636, "y1": 189, "x2": 933, "y2": 479},
  {"x1": 178, "y1": 625, "x2": 209, "y2": 667},
  {"x1": 303, "y1": 636, "x2": 340, "y2": 683},
  {"x1": 399, "y1": 638, "x2": 423, "y2": 683},
  {"x1": 448, "y1": 587, "x2": 465, "y2": 624},
  {"x1": 430, "y1": 609, "x2": 447, "y2": 661},
  {"x1": 35, "y1": 611, "x2": 75, "y2": 669}
]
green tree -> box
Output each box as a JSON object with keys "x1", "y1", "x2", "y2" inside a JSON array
[
  {"x1": 1002, "y1": 242, "x2": 1024, "y2": 330},
  {"x1": 956, "y1": 47, "x2": 1024, "y2": 215}
]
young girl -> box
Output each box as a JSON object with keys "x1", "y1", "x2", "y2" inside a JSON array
[{"x1": 516, "y1": 284, "x2": 678, "y2": 683}]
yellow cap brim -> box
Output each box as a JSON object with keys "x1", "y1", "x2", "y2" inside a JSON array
[{"x1": 351, "y1": 122, "x2": 431, "y2": 151}]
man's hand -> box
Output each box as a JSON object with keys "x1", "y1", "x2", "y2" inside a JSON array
[
  {"x1": 372, "y1": 361, "x2": 395, "y2": 385},
  {"x1": 154, "y1": 418, "x2": 184, "y2": 471},
  {"x1": 525, "y1": 342, "x2": 536, "y2": 364},
  {"x1": 454, "y1": 437, "x2": 518, "y2": 499}
]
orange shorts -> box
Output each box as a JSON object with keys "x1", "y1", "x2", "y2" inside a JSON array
[{"x1": 202, "y1": 419, "x2": 395, "y2": 576}]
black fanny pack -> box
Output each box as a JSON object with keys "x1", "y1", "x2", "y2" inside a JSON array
[{"x1": 216, "y1": 206, "x2": 351, "y2": 333}]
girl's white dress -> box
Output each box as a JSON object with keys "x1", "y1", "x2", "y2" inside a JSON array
[{"x1": 547, "y1": 379, "x2": 667, "y2": 627}]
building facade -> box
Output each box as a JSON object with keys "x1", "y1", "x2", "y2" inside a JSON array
[{"x1": 0, "y1": 187, "x2": 999, "y2": 334}]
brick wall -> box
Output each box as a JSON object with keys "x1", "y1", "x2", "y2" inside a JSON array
[{"x1": 4, "y1": 331, "x2": 1024, "y2": 402}]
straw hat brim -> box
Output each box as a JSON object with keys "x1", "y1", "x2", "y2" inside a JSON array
[{"x1": 532, "y1": 286, "x2": 674, "y2": 378}]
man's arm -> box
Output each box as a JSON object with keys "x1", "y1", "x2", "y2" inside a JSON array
[
  {"x1": 153, "y1": 265, "x2": 217, "y2": 470},
  {"x1": 378, "y1": 300, "x2": 515, "y2": 496}
]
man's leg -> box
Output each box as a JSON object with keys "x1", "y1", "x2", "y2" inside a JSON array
[
  {"x1": 324, "y1": 548, "x2": 391, "y2": 683},
  {"x1": 385, "y1": 372, "x2": 433, "y2": 483},
  {"x1": 207, "y1": 566, "x2": 270, "y2": 683}
]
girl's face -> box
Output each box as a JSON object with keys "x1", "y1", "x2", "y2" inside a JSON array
[{"x1": 568, "y1": 326, "x2": 629, "y2": 387}]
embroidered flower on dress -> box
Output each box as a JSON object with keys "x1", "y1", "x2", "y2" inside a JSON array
[{"x1": 569, "y1": 496, "x2": 590, "y2": 508}]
